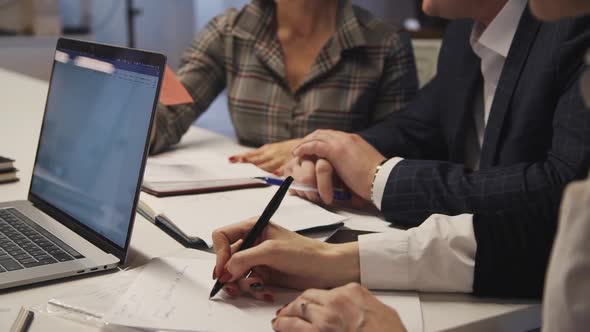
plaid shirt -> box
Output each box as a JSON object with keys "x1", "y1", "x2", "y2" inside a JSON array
[{"x1": 151, "y1": 0, "x2": 417, "y2": 153}]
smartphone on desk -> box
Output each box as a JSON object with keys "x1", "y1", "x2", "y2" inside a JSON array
[{"x1": 325, "y1": 227, "x2": 376, "y2": 244}]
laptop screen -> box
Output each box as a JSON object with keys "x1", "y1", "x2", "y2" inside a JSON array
[{"x1": 30, "y1": 41, "x2": 162, "y2": 249}]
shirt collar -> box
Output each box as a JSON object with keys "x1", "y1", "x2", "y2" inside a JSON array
[
  {"x1": 334, "y1": 0, "x2": 367, "y2": 50},
  {"x1": 470, "y1": 0, "x2": 528, "y2": 58},
  {"x1": 231, "y1": 0, "x2": 275, "y2": 41}
]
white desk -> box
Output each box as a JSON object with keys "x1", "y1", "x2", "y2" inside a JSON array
[{"x1": 0, "y1": 68, "x2": 541, "y2": 332}]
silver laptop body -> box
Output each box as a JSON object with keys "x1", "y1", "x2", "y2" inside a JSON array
[{"x1": 0, "y1": 38, "x2": 165, "y2": 290}]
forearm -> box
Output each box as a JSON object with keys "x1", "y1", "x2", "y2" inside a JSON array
[
  {"x1": 149, "y1": 12, "x2": 229, "y2": 155},
  {"x1": 149, "y1": 103, "x2": 198, "y2": 154},
  {"x1": 369, "y1": 159, "x2": 560, "y2": 296},
  {"x1": 380, "y1": 157, "x2": 585, "y2": 226},
  {"x1": 324, "y1": 242, "x2": 361, "y2": 287}
]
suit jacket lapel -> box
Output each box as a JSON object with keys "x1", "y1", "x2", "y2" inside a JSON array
[
  {"x1": 450, "y1": 35, "x2": 482, "y2": 163},
  {"x1": 479, "y1": 9, "x2": 542, "y2": 167}
]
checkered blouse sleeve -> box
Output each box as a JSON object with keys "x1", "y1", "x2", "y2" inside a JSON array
[{"x1": 150, "y1": 10, "x2": 234, "y2": 154}]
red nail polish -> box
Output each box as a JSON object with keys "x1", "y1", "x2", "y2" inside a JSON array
[
  {"x1": 225, "y1": 286, "x2": 235, "y2": 295},
  {"x1": 229, "y1": 156, "x2": 237, "y2": 162},
  {"x1": 263, "y1": 294, "x2": 274, "y2": 303},
  {"x1": 219, "y1": 269, "x2": 233, "y2": 283},
  {"x1": 242, "y1": 158, "x2": 248, "y2": 163}
]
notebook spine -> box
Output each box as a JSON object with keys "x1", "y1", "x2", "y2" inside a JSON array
[{"x1": 155, "y1": 216, "x2": 207, "y2": 249}]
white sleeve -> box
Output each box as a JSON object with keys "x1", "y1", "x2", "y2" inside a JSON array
[
  {"x1": 358, "y1": 214, "x2": 476, "y2": 292},
  {"x1": 371, "y1": 157, "x2": 404, "y2": 210},
  {"x1": 542, "y1": 178, "x2": 590, "y2": 332}
]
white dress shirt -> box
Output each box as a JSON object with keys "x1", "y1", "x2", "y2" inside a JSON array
[{"x1": 361, "y1": 0, "x2": 527, "y2": 291}]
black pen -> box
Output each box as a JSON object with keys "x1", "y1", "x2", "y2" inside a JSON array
[{"x1": 209, "y1": 176, "x2": 294, "y2": 299}]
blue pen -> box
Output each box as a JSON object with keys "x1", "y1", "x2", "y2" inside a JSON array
[{"x1": 255, "y1": 176, "x2": 352, "y2": 200}]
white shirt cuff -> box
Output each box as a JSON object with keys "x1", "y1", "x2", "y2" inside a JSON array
[
  {"x1": 358, "y1": 214, "x2": 476, "y2": 292},
  {"x1": 372, "y1": 157, "x2": 404, "y2": 210},
  {"x1": 359, "y1": 230, "x2": 410, "y2": 290}
]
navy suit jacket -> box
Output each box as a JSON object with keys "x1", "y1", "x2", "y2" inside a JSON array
[{"x1": 359, "y1": 11, "x2": 590, "y2": 298}]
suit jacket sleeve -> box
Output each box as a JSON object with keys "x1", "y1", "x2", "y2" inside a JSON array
[
  {"x1": 359, "y1": 59, "x2": 447, "y2": 161},
  {"x1": 372, "y1": 19, "x2": 590, "y2": 227},
  {"x1": 472, "y1": 202, "x2": 558, "y2": 298},
  {"x1": 382, "y1": 75, "x2": 590, "y2": 226},
  {"x1": 150, "y1": 9, "x2": 230, "y2": 154}
]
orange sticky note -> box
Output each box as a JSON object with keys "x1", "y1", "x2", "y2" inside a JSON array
[{"x1": 159, "y1": 65, "x2": 193, "y2": 106}]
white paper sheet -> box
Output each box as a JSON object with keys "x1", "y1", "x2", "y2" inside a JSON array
[
  {"x1": 140, "y1": 187, "x2": 347, "y2": 247},
  {"x1": 143, "y1": 150, "x2": 269, "y2": 183},
  {"x1": 48, "y1": 268, "x2": 143, "y2": 319},
  {"x1": 45, "y1": 250, "x2": 214, "y2": 321},
  {"x1": 104, "y1": 257, "x2": 423, "y2": 332},
  {"x1": 144, "y1": 160, "x2": 269, "y2": 183},
  {"x1": 147, "y1": 147, "x2": 234, "y2": 164}
]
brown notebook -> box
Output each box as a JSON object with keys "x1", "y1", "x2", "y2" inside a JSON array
[
  {"x1": 141, "y1": 178, "x2": 267, "y2": 197},
  {"x1": 0, "y1": 167, "x2": 18, "y2": 184},
  {"x1": 0, "y1": 156, "x2": 15, "y2": 170}
]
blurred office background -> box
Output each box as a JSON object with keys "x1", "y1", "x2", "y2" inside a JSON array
[{"x1": 0, "y1": 0, "x2": 443, "y2": 137}]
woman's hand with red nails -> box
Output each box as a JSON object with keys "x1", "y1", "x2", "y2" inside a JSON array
[
  {"x1": 211, "y1": 218, "x2": 360, "y2": 301},
  {"x1": 229, "y1": 139, "x2": 302, "y2": 174}
]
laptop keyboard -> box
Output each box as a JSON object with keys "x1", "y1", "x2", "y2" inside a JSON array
[{"x1": 0, "y1": 208, "x2": 84, "y2": 273}]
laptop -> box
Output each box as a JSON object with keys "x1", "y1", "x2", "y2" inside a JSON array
[{"x1": 0, "y1": 38, "x2": 165, "y2": 290}]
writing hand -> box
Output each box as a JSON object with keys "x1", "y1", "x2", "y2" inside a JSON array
[{"x1": 211, "y1": 218, "x2": 360, "y2": 301}]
